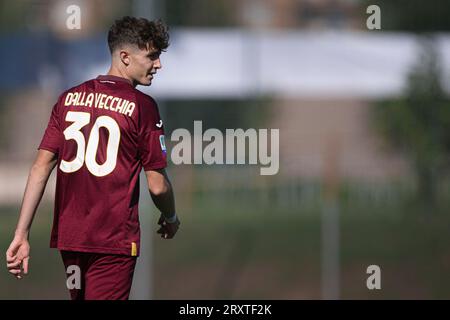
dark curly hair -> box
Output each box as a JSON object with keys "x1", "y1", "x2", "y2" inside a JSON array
[{"x1": 108, "y1": 16, "x2": 169, "y2": 53}]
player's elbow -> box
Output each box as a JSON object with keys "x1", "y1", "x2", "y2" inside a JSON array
[
  {"x1": 145, "y1": 168, "x2": 172, "y2": 197},
  {"x1": 31, "y1": 150, "x2": 57, "y2": 176},
  {"x1": 29, "y1": 164, "x2": 51, "y2": 185},
  {"x1": 148, "y1": 180, "x2": 170, "y2": 197},
  {"x1": 30, "y1": 162, "x2": 52, "y2": 177}
]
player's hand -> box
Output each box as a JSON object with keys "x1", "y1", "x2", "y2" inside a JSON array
[
  {"x1": 6, "y1": 236, "x2": 30, "y2": 279},
  {"x1": 157, "y1": 214, "x2": 180, "y2": 239}
]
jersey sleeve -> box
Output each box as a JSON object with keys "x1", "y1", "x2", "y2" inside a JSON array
[
  {"x1": 38, "y1": 98, "x2": 62, "y2": 155},
  {"x1": 137, "y1": 96, "x2": 167, "y2": 171}
]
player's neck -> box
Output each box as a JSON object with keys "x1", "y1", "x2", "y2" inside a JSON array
[{"x1": 106, "y1": 67, "x2": 135, "y2": 87}]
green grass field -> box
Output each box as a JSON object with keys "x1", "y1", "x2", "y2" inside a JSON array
[{"x1": 1, "y1": 194, "x2": 450, "y2": 299}]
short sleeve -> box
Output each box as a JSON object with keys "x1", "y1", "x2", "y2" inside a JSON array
[
  {"x1": 38, "y1": 100, "x2": 62, "y2": 155},
  {"x1": 137, "y1": 96, "x2": 167, "y2": 171}
]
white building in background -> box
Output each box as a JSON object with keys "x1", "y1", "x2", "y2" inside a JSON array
[
  {"x1": 2, "y1": 31, "x2": 447, "y2": 204},
  {"x1": 89, "y1": 30, "x2": 440, "y2": 99},
  {"x1": 87, "y1": 31, "x2": 446, "y2": 181}
]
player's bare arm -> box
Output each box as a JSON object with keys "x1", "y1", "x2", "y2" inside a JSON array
[
  {"x1": 6, "y1": 149, "x2": 57, "y2": 279},
  {"x1": 145, "y1": 168, "x2": 180, "y2": 239}
]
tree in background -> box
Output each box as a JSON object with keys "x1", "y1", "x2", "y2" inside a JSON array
[{"x1": 373, "y1": 37, "x2": 450, "y2": 206}]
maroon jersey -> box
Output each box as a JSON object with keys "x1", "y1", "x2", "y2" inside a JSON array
[{"x1": 38, "y1": 75, "x2": 167, "y2": 256}]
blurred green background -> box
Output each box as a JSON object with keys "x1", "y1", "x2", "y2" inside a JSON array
[{"x1": 1, "y1": 0, "x2": 450, "y2": 299}]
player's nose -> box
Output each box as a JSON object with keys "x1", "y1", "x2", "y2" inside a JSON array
[{"x1": 154, "y1": 58, "x2": 162, "y2": 69}]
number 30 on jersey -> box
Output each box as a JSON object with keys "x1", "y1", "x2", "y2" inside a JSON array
[{"x1": 60, "y1": 111, "x2": 121, "y2": 177}]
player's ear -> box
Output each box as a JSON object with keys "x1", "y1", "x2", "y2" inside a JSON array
[{"x1": 119, "y1": 50, "x2": 131, "y2": 66}]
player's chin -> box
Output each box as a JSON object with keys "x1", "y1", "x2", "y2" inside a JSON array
[{"x1": 140, "y1": 75, "x2": 153, "y2": 86}]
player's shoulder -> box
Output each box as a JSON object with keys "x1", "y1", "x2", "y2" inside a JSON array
[
  {"x1": 70, "y1": 78, "x2": 97, "y2": 91},
  {"x1": 133, "y1": 89, "x2": 158, "y2": 108},
  {"x1": 131, "y1": 90, "x2": 162, "y2": 125},
  {"x1": 56, "y1": 79, "x2": 95, "y2": 102},
  {"x1": 132, "y1": 89, "x2": 161, "y2": 118}
]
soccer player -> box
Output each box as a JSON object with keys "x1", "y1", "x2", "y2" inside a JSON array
[{"x1": 5, "y1": 16, "x2": 179, "y2": 300}]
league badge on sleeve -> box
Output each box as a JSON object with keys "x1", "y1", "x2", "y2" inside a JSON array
[{"x1": 159, "y1": 135, "x2": 167, "y2": 155}]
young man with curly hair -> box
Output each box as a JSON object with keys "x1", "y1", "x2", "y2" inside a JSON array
[{"x1": 6, "y1": 16, "x2": 179, "y2": 300}]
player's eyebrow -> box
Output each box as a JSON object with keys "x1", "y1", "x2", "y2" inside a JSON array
[
  {"x1": 145, "y1": 42, "x2": 160, "y2": 55},
  {"x1": 147, "y1": 50, "x2": 161, "y2": 58}
]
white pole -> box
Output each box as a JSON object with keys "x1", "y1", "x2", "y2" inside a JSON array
[
  {"x1": 321, "y1": 135, "x2": 341, "y2": 300},
  {"x1": 321, "y1": 199, "x2": 340, "y2": 299}
]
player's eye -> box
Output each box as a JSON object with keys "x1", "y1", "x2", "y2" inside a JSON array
[{"x1": 148, "y1": 52, "x2": 160, "y2": 60}]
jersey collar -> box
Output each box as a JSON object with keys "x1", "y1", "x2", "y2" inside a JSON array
[{"x1": 96, "y1": 75, "x2": 133, "y2": 86}]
